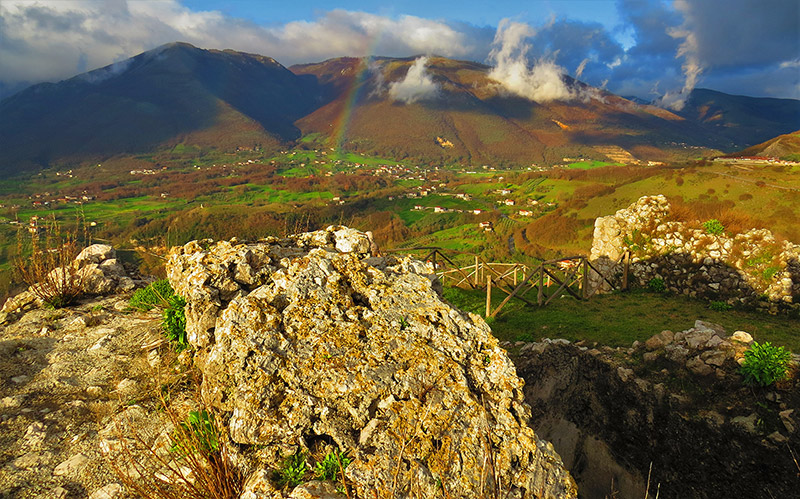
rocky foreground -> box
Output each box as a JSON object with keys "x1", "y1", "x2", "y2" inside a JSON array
[
  {"x1": 2, "y1": 226, "x2": 797, "y2": 499},
  {"x1": 512, "y1": 321, "x2": 800, "y2": 499},
  {"x1": 0, "y1": 228, "x2": 578, "y2": 498}
]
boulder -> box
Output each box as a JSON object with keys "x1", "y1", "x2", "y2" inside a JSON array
[
  {"x1": 76, "y1": 244, "x2": 116, "y2": 264},
  {"x1": 167, "y1": 227, "x2": 577, "y2": 499},
  {"x1": 731, "y1": 331, "x2": 754, "y2": 344}
]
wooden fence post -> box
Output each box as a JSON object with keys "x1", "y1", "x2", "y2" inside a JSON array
[
  {"x1": 475, "y1": 256, "x2": 479, "y2": 287},
  {"x1": 582, "y1": 258, "x2": 588, "y2": 299},
  {"x1": 537, "y1": 266, "x2": 544, "y2": 306},
  {"x1": 486, "y1": 276, "x2": 492, "y2": 317},
  {"x1": 623, "y1": 250, "x2": 630, "y2": 291}
]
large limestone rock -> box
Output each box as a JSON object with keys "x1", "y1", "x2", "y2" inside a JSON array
[{"x1": 167, "y1": 226, "x2": 577, "y2": 499}]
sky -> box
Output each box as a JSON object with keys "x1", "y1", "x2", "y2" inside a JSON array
[{"x1": 0, "y1": 0, "x2": 798, "y2": 106}]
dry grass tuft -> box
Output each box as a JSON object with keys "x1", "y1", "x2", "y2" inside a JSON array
[
  {"x1": 14, "y1": 214, "x2": 88, "y2": 308},
  {"x1": 106, "y1": 371, "x2": 243, "y2": 499}
]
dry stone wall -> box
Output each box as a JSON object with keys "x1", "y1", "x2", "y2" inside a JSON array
[
  {"x1": 589, "y1": 195, "x2": 800, "y2": 312},
  {"x1": 166, "y1": 226, "x2": 578, "y2": 499}
]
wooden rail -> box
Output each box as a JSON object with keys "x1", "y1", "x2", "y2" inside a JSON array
[{"x1": 386, "y1": 246, "x2": 626, "y2": 317}]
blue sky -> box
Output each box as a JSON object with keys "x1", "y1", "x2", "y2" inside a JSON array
[
  {"x1": 0, "y1": 0, "x2": 797, "y2": 105},
  {"x1": 182, "y1": 0, "x2": 628, "y2": 37}
]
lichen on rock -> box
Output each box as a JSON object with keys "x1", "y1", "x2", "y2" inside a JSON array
[{"x1": 167, "y1": 225, "x2": 577, "y2": 498}]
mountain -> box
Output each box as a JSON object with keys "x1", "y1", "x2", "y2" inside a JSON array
[
  {"x1": 0, "y1": 43, "x2": 322, "y2": 174},
  {"x1": 677, "y1": 88, "x2": 800, "y2": 149},
  {"x1": 291, "y1": 56, "x2": 732, "y2": 165},
  {"x1": 733, "y1": 130, "x2": 800, "y2": 159},
  {"x1": 2, "y1": 43, "x2": 798, "y2": 175}
]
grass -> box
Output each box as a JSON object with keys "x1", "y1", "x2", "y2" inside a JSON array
[
  {"x1": 443, "y1": 286, "x2": 800, "y2": 351},
  {"x1": 567, "y1": 160, "x2": 622, "y2": 170}
]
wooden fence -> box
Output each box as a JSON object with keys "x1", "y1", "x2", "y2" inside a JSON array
[{"x1": 387, "y1": 246, "x2": 627, "y2": 317}]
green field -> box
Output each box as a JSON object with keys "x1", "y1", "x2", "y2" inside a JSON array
[
  {"x1": 2, "y1": 148, "x2": 800, "y2": 313},
  {"x1": 444, "y1": 286, "x2": 800, "y2": 352},
  {"x1": 567, "y1": 160, "x2": 623, "y2": 169}
]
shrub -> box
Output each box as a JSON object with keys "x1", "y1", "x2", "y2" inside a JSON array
[
  {"x1": 14, "y1": 215, "x2": 87, "y2": 308},
  {"x1": 162, "y1": 294, "x2": 188, "y2": 351},
  {"x1": 275, "y1": 450, "x2": 308, "y2": 488},
  {"x1": 709, "y1": 300, "x2": 732, "y2": 311},
  {"x1": 702, "y1": 219, "x2": 725, "y2": 235},
  {"x1": 647, "y1": 277, "x2": 666, "y2": 293},
  {"x1": 740, "y1": 341, "x2": 793, "y2": 387},
  {"x1": 129, "y1": 279, "x2": 175, "y2": 311}
]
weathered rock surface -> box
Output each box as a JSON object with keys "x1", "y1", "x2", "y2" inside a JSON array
[
  {"x1": 512, "y1": 324, "x2": 800, "y2": 499},
  {"x1": 588, "y1": 195, "x2": 800, "y2": 312},
  {"x1": 0, "y1": 294, "x2": 169, "y2": 498},
  {"x1": 167, "y1": 226, "x2": 578, "y2": 498}
]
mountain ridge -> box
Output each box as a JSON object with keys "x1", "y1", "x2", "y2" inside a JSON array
[{"x1": 1, "y1": 42, "x2": 798, "y2": 175}]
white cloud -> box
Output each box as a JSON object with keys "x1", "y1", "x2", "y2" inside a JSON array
[
  {"x1": 575, "y1": 58, "x2": 590, "y2": 78},
  {"x1": 779, "y1": 59, "x2": 800, "y2": 69},
  {"x1": 486, "y1": 19, "x2": 574, "y2": 103},
  {"x1": 388, "y1": 56, "x2": 440, "y2": 104},
  {"x1": 0, "y1": 1, "x2": 483, "y2": 89},
  {"x1": 657, "y1": 0, "x2": 703, "y2": 111}
]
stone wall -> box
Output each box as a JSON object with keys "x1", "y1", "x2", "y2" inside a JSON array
[{"x1": 588, "y1": 195, "x2": 800, "y2": 312}]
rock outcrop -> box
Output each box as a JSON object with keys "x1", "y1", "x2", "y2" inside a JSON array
[
  {"x1": 588, "y1": 195, "x2": 800, "y2": 312},
  {"x1": 167, "y1": 226, "x2": 578, "y2": 498},
  {"x1": 513, "y1": 323, "x2": 799, "y2": 499},
  {"x1": 1, "y1": 244, "x2": 136, "y2": 325}
]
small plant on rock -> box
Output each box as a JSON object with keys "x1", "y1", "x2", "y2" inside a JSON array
[
  {"x1": 647, "y1": 277, "x2": 666, "y2": 293},
  {"x1": 109, "y1": 399, "x2": 243, "y2": 499},
  {"x1": 162, "y1": 294, "x2": 188, "y2": 351},
  {"x1": 129, "y1": 279, "x2": 175, "y2": 311},
  {"x1": 275, "y1": 450, "x2": 308, "y2": 488},
  {"x1": 172, "y1": 410, "x2": 219, "y2": 454},
  {"x1": 709, "y1": 300, "x2": 732, "y2": 311},
  {"x1": 702, "y1": 219, "x2": 725, "y2": 235},
  {"x1": 14, "y1": 214, "x2": 88, "y2": 308},
  {"x1": 740, "y1": 341, "x2": 793, "y2": 387},
  {"x1": 315, "y1": 448, "x2": 351, "y2": 491}
]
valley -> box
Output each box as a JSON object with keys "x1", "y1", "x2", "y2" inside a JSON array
[{"x1": 2, "y1": 143, "x2": 800, "y2": 307}]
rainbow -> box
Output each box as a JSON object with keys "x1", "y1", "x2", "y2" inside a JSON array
[{"x1": 328, "y1": 32, "x2": 387, "y2": 153}]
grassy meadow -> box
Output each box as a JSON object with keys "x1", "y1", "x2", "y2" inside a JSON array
[{"x1": 444, "y1": 286, "x2": 800, "y2": 352}]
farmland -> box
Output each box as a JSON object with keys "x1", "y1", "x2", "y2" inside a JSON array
[{"x1": 2, "y1": 145, "x2": 800, "y2": 304}]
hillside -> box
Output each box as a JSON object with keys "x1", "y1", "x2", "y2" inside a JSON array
[
  {"x1": 291, "y1": 56, "x2": 732, "y2": 165},
  {"x1": 677, "y1": 89, "x2": 800, "y2": 149},
  {"x1": 0, "y1": 43, "x2": 323, "y2": 175},
  {"x1": 1, "y1": 43, "x2": 799, "y2": 175},
  {"x1": 735, "y1": 130, "x2": 800, "y2": 159}
]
